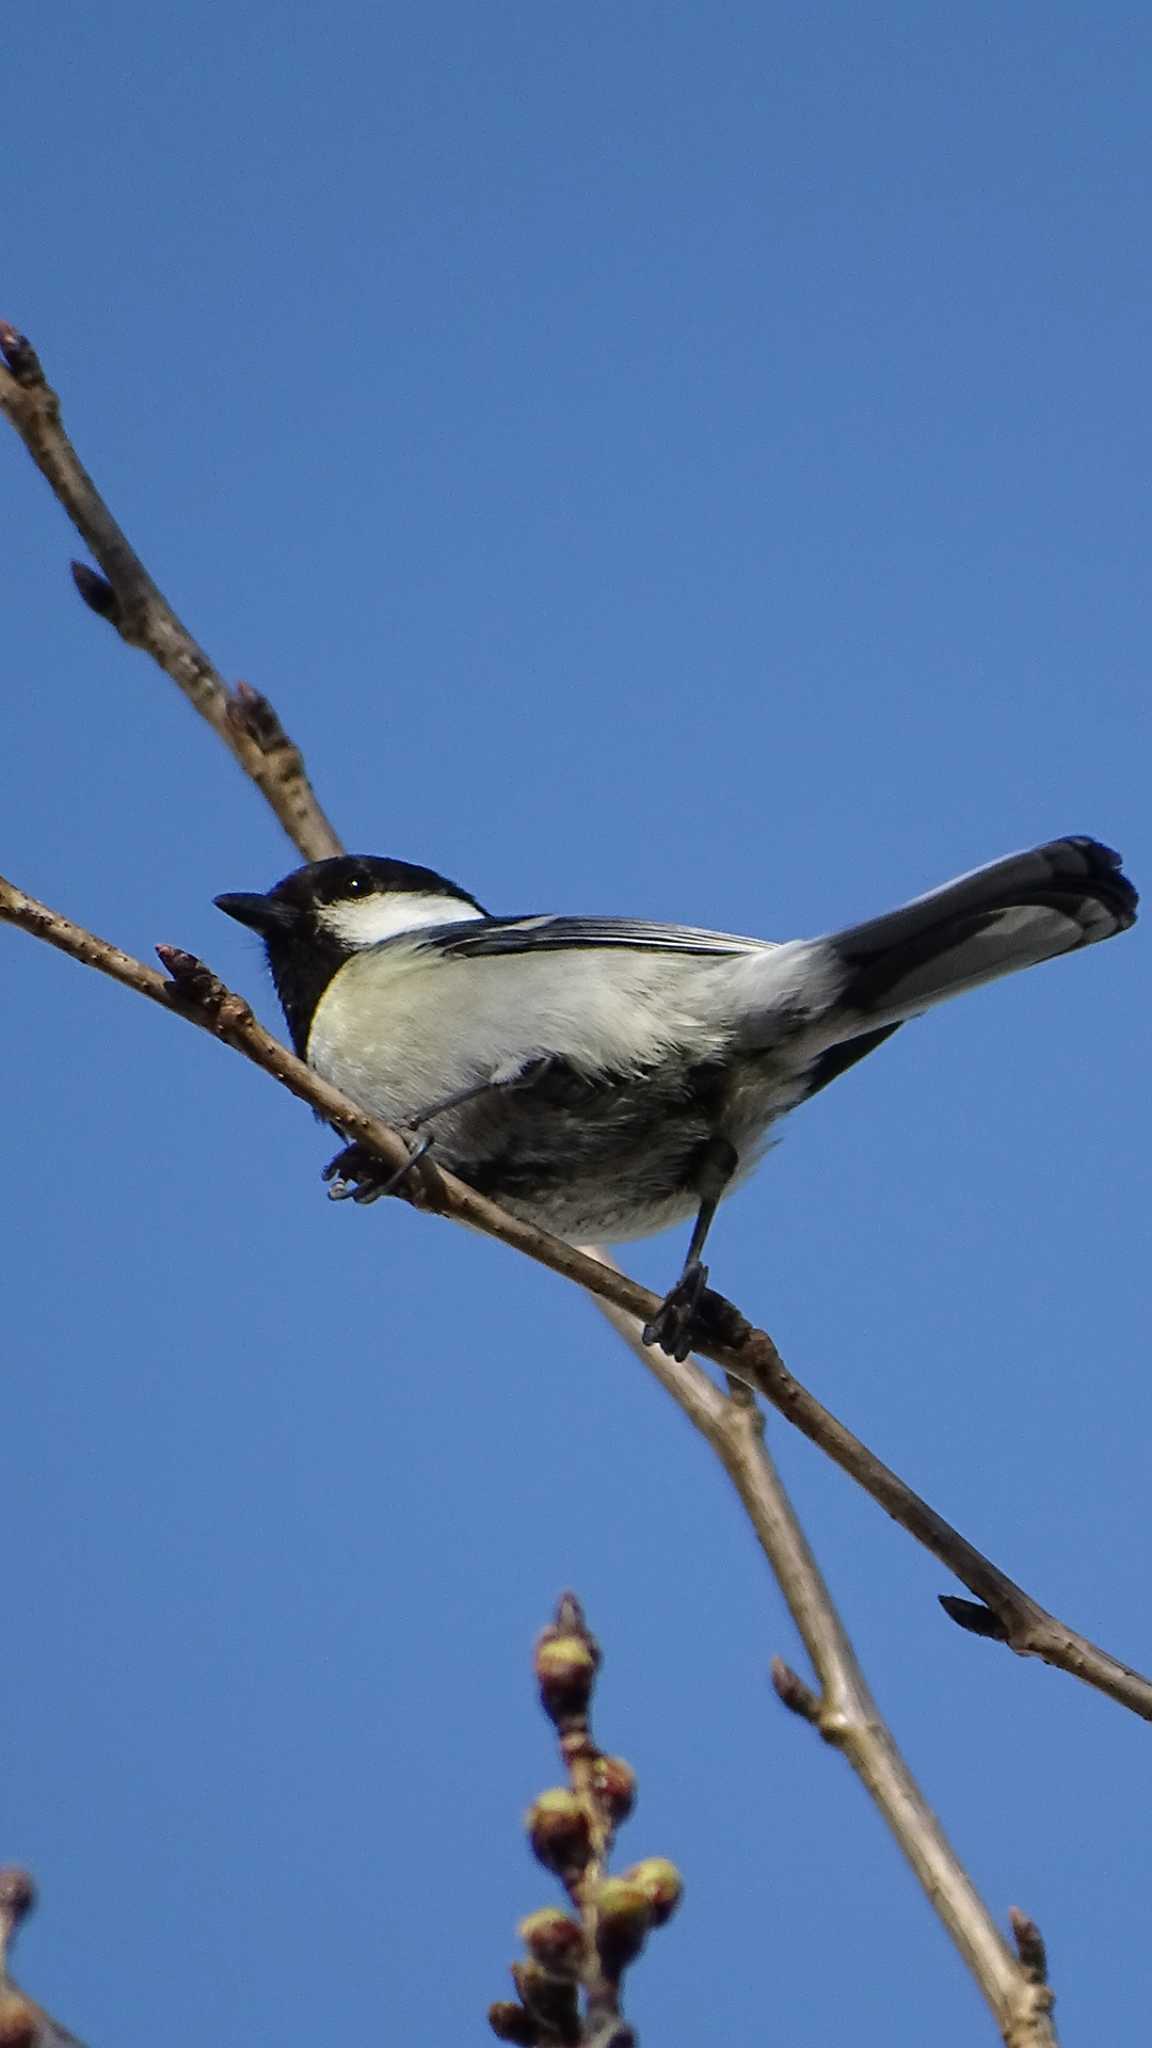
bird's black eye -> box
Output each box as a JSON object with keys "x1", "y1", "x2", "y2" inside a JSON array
[{"x1": 345, "y1": 874, "x2": 368, "y2": 895}]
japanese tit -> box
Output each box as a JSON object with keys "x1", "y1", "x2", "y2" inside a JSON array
[{"x1": 216, "y1": 835, "x2": 1136, "y2": 1357}]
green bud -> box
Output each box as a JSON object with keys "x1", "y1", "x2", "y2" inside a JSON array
[
  {"x1": 624, "y1": 1857, "x2": 683, "y2": 1926},
  {"x1": 593, "y1": 1877, "x2": 653, "y2": 1973},
  {"x1": 535, "y1": 1634, "x2": 598, "y2": 1720}
]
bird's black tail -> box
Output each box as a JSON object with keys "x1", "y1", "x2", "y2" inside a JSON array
[{"x1": 825, "y1": 836, "x2": 1137, "y2": 1034}]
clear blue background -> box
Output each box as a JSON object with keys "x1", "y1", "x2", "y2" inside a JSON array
[{"x1": 3, "y1": 7, "x2": 1149, "y2": 2042}]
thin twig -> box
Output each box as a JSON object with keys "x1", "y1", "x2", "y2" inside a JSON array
[
  {"x1": 0, "y1": 321, "x2": 341, "y2": 863},
  {"x1": 588, "y1": 1286, "x2": 1056, "y2": 2047},
  {"x1": 2, "y1": 869, "x2": 1149, "y2": 1734}
]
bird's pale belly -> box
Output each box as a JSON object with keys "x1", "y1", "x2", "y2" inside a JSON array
[{"x1": 312, "y1": 1030, "x2": 785, "y2": 1245}]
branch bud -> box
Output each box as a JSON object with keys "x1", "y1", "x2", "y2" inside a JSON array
[
  {"x1": 525, "y1": 1789, "x2": 593, "y2": 1876},
  {"x1": 1009, "y1": 1905, "x2": 1049, "y2": 1985},
  {"x1": 70, "y1": 560, "x2": 120, "y2": 622},
  {"x1": 488, "y1": 2000, "x2": 539, "y2": 2043},
  {"x1": 770, "y1": 1657, "x2": 821, "y2": 1720},
  {"x1": 518, "y1": 1907, "x2": 585, "y2": 1978},
  {"x1": 938, "y1": 1595, "x2": 1011, "y2": 1642},
  {"x1": 623, "y1": 1857, "x2": 683, "y2": 1926},
  {"x1": 512, "y1": 1960, "x2": 580, "y2": 2039},
  {"x1": 535, "y1": 1634, "x2": 598, "y2": 1721},
  {"x1": 592, "y1": 1877, "x2": 653, "y2": 1975},
  {"x1": 0, "y1": 1872, "x2": 36, "y2": 1931},
  {"x1": 0, "y1": 323, "x2": 44, "y2": 386},
  {"x1": 590, "y1": 1754, "x2": 636, "y2": 1825}
]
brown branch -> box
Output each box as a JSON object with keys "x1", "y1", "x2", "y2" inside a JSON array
[
  {"x1": 588, "y1": 1284, "x2": 1056, "y2": 2046},
  {"x1": 2, "y1": 870, "x2": 1148, "y2": 1738},
  {"x1": 0, "y1": 321, "x2": 341, "y2": 864},
  {"x1": 721, "y1": 1401, "x2": 1055, "y2": 2047}
]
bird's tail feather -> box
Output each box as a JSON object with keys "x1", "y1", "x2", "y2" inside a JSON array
[{"x1": 825, "y1": 836, "x2": 1137, "y2": 1034}]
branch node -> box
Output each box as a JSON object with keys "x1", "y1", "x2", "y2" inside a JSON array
[
  {"x1": 770, "y1": 1657, "x2": 822, "y2": 1723},
  {"x1": 1008, "y1": 1905, "x2": 1049, "y2": 1985},
  {"x1": 938, "y1": 1595, "x2": 1011, "y2": 1643},
  {"x1": 70, "y1": 558, "x2": 121, "y2": 623}
]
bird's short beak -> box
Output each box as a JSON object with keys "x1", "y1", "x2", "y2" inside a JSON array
[{"x1": 214, "y1": 891, "x2": 299, "y2": 935}]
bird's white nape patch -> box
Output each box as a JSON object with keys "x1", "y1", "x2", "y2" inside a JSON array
[{"x1": 316, "y1": 891, "x2": 485, "y2": 948}]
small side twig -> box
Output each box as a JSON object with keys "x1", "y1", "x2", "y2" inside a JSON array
[
  {"x1": 490, "y1": 1596, "x2": 681, "y2": 2046},
  {"x1": 1, "y1": 866, "x2": 1149, "y2": 1735},
  {"x1": 0, "y1": 321, "x2": 341, "y2": 863}
]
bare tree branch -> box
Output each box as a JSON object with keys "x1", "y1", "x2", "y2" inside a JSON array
[
  {"x1": 0, "y1": 319, "x2": 1128, "y2": 2043},
  {"x1": 2, "y1": 868, "x2": 1148, "y2": 1737},
  {"x1": 588, "y1": 1285, "x2": 1056, "y2": 2047},
  {"x1": 0, "y1": 322, "x2": 341, "y2": 863}
]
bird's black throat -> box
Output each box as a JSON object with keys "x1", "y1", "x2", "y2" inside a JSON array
[{"x1": 262, "y1": 928, "x2": 350, "y2": 1056}]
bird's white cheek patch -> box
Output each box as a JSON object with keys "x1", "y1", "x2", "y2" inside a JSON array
[{"x1": 317, "y1": 892, "x2": 485, "y2": 947}]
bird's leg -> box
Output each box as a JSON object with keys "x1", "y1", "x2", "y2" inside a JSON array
[
  {"x1": 642, "y1": 1136, "x2": 739, "y2": 1361},
  {"x1": 323, "y1": 1056, "x2": 578, "y2": 1203}
]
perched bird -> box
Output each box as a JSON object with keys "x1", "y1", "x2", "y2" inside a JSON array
[{"x1": 216, "y1": 835, "x2": 1136, "y2": 1357}]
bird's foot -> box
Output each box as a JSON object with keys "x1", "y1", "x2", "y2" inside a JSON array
[
  {"x1": 642, "y1": 1260, "x2": 710, "y2": 1362},
  {"x1": 322, "y1": 1134, "x2": 433, "y2": 1205}
]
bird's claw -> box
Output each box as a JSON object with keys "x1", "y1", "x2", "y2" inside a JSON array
[
  {"x1": 642, "y1": 1260, "x2": 710, "y2": 1362},
  {"x1": 322, "y1": 1134, "x2": 432, "y2": 1205}
]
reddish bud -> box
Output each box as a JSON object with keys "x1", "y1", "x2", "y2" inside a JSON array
[
  {"x1": 488, "y1": 2000, "x2": 539, "y2": 2043},
  {"x1": 518, "y1": 1907, "x2": 585, "y2": 1978},
  {"x1": 512, "y1": 1960, "x2": 580, "y2": 2038},
  {"x1": 525, "y1": 1789, "x2": 592, "y2": 1876},
  {"x1": 590, "y1": 1754, "x2": 636, "y2": 1824}
]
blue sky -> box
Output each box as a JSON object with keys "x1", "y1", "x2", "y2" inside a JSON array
[{"x1": 2, "y1": 6, "x2": 1150, "y2": 2042}]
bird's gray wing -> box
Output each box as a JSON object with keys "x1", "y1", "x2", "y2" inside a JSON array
[{"x1": 418, "y1": 914, "x2": 774, "y2": 960}]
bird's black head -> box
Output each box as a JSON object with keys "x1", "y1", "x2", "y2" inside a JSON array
[{"x1": 215, "y1": 854, "x2": 488, "y2": 1051}]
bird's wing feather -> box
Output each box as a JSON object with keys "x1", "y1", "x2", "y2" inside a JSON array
[{"x1": 416, "y1": 913, "x2": 774, "y2": 960}]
